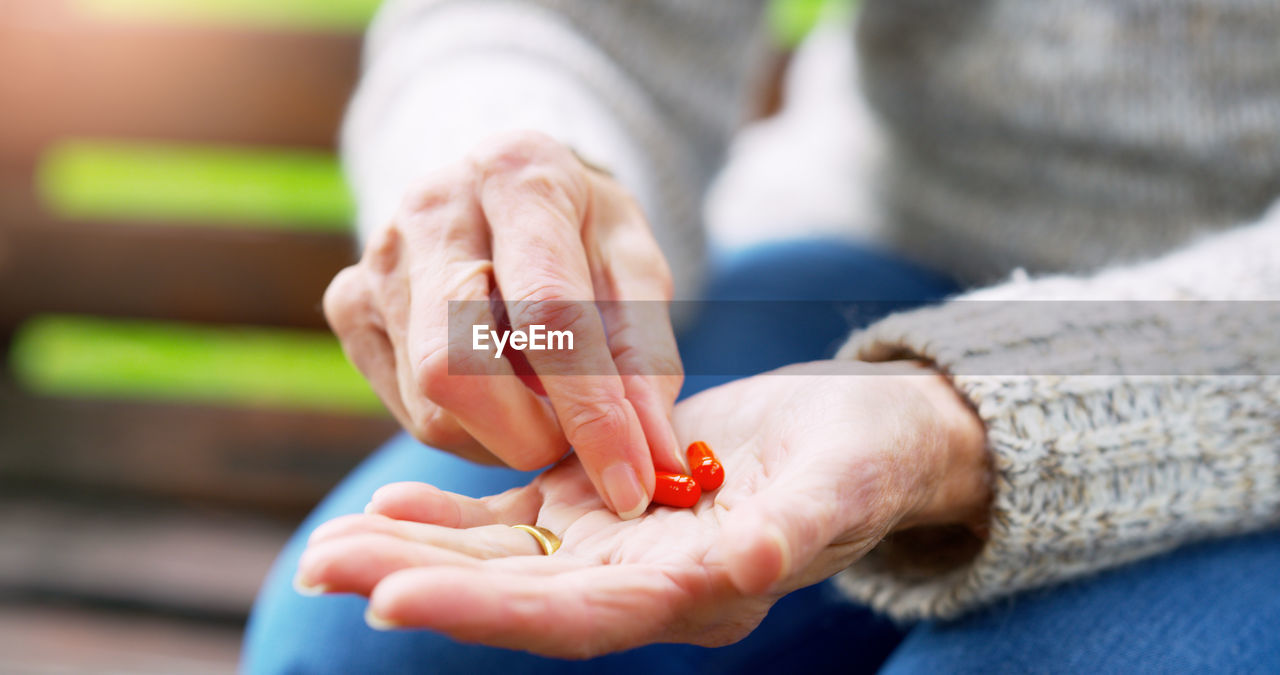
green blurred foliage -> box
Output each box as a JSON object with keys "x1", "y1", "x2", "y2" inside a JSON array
[
  {"x1": 75, "y1": 0, "x2": 383, "y2": 32},
  {"x1": 11, "y1": 316, "x2": 386, "y2": 416},
  {"x1": 768, "y1": 0, "x2": 857, "y2": 47},
  {"x1": 38, "y1": 141, "x2": 355, "y2": 233}
]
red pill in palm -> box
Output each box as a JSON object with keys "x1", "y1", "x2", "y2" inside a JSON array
[
  {"x1": 652, "y1": 471, "x2": 701, "y2": 508},
  {"x1": 686, "y1": 441, "x2": 724, "y2": 491}
]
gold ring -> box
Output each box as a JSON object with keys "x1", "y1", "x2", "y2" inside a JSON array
[{"x1": 511, "y1": 524, "x2": 561, "y2": 555}]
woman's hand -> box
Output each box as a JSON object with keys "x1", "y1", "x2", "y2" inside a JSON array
[
  {"x1": 295, "y1": 361, "x2": 991, "y2": 658},
  {"x1": 322, "y1": 131, "x2": 683, "y2": 519}
]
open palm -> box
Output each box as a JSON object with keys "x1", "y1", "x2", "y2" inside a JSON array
[{"x1": 296, "y1": 361, "x2": 976, "y2": 658}]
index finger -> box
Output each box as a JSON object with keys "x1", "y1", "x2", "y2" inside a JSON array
[
  {"x1": 474, "y1": 135, "x2": 654, "y2": 519},
  {"x1": 368, "y1": 563, "x2": 685, "y2": 657}
]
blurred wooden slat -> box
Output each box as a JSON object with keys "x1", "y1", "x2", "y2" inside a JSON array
[
  {"x1": 0, "y1": 0, "x2": 362, "y2": 162},
  {"x1": 0, "y1": 219, "x2": 354, "y2": 330},
  {"x1": 0, "y1": 602, "x2": 240, "y2": 674},
  {"x1": 0, "y1": 179, "x2": 358, "y2": 332},
  {"x1": 0, "y1": 383, "x2": 399, "y2": 515},
  {"x1": 0, "y1": 497, "x2": 291, "y2": 617}
]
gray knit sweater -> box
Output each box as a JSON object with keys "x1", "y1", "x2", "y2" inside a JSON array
[{"x1": 343, "y1": 0, "x2": 1280, "y2": 619}]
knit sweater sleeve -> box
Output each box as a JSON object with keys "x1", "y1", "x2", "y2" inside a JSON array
[
  {"x1": 342, "y1": 0, "x2": 769, "y2": 297},
  {"x1": 831, "y1": 202, "x2": 1280, "y2": 620}
]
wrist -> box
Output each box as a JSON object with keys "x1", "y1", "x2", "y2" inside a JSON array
[{"x1": 896, "y1": 364, "x2": 992, "y2": 535}]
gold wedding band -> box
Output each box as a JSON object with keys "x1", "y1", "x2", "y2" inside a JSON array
[{"x1": 511, "y1": 524, "x2": 561, "y2": 555}]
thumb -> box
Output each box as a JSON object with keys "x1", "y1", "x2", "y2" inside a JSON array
[{"x1": 716, "y1": 468, "x2": 852, "y2": 595}]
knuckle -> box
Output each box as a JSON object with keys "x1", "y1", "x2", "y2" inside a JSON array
[
  {"x1": 396, "y1": 172, "x2": 482, "y2": 248},
  {"x1": 510, "y1": 166, "x2": 566, "y2": 204},
  {"x1": 406, "y1": 405, "x2": 454, "y2": 446},
  {"x1": 323, "y1": 266, "x2": 368, "y2": 334},
  {"x1": 471, "y1": 130, "x2": 563, "y2": 172},
  {"x1": 606, "y1": 340, "x2": 644, "y2": 374},
  {"x1": 507, "y1": 294, "x2": 590, "y2": 334},
  {"x1": 402, "y1": 166, "x2": 473, "y2": 215},
  {"x1": 505, "y1": 451, "x2": 553, "y2": 473},
  {"x1": 413, "y1": 346, "x2": 454, "y2": 404},
  {"x1": 361, "y1": 221, "x2": 405, "y2": 275},
  {"x1": 433, "y1": 321, "x2": 491, "y2": 378},
  {"x1": 415, "y1": 415, "x2": 455, "y2": 448},
  {"x1": 561, "y1": 401, "x2": 628, "y2": 451},
  {"x1": 648, "y1": 348, "x2": 684, "y2": 379},
  {"x1": 502, "y1": 163, "x2": 582, "y2": 217},
  {"x1": 403, "y1": 182, "x2": 456, "y2": 216},
  {"x1": 613, "y1": 343, "x2": 682, "y2": 378},
  {"x1": 469, "y1": 132, "x2": 586, "y2": 213},
  {"x1": 501, "y1": 433, "x2": 571, "y2": 472}
]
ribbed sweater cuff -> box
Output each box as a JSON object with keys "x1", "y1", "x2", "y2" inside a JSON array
[{"x1": 828, "y1": 286, "x2": 1280, "y2": 620}]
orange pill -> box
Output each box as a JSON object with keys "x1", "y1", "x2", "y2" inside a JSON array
[
  {"x1": 686, "y1": 441, "x2": 724, "y2": 491},
  {"x1": 653, "y1": 472, "x2": 701, "y2": 508}
]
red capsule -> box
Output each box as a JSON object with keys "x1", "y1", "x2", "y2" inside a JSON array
[
  {"x1": 686, "y1": 441, "x2": 724, "y2": 491},
  {"x1": 652, "y1": 472, "x2": 701, "y2": 508}
]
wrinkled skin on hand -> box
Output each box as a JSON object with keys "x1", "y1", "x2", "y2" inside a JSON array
[
  {"x1": 296, "y1": 361, "x2": 990, "y2": 659},
  {"x1": 322, "y1": 130, "x2": 683, "y2": 519}
]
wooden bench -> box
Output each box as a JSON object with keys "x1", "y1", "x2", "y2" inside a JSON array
[
  {"x1": 0, "y1": 5, "x2": 394, "y2": 666},
  {"x1": 0, "y1": 0, "x2": 397, "y2": 517}
]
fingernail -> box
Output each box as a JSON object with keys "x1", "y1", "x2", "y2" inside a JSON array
[
  {"x1": 363, "y1": 502, "x2": 376, "y2": 515},
  {"x1": 602, "y1": 462, "x2": 648, "y2": 520},
  {"x1": 292, "y1": 573, "x2": 329, "y2": 597},
  {"x1": 364, "y1": 607, "x2": 398, "y2": 631}
]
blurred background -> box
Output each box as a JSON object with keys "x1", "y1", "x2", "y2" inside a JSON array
[{"x1": 0, "y1": 0, "x2": 865, "y2": 671}]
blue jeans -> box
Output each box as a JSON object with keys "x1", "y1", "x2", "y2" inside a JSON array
[{"x1": 244, "y1": 240, "x2": 1280, "y2": 673}]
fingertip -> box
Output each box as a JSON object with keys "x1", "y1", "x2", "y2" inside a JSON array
[
  {"x1": 368, "y1": 482, "x2": 462, "y2": 526},
  {"x1": 306, "y1": 532, "x2": 492, "y2": 599},
  {"x1": 370, "y1": 567, "x2": 490, "y2": 634},
  {"x1": 615, "y1": 496, "x2": 650, "y2": 521},
  {"x1": 601, "y1": 461, "x2": 651, "y2": 520},
  {"x1": 292, "y1": 573, "x2": 329, "y2": 597},
  {"x1": 294, "y1": 549, "x2": 327, "y2": 595},
  {"x1": 568, "y1": 398, "x2": 656, "y2": 519},
  {"x1": 370, "y1": 481, "x2": 433, "y2": 502},
  {"x1": 364, "y1": 607, "x2": 399, "y2": 631}
]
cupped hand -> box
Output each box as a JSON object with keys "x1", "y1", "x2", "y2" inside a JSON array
[
  {"x1": 323, "y1": 131, "x2": 683, "y2": 519},
  {"x1": 295, "y1": 361, "x2": 990, "y2": 658}
]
